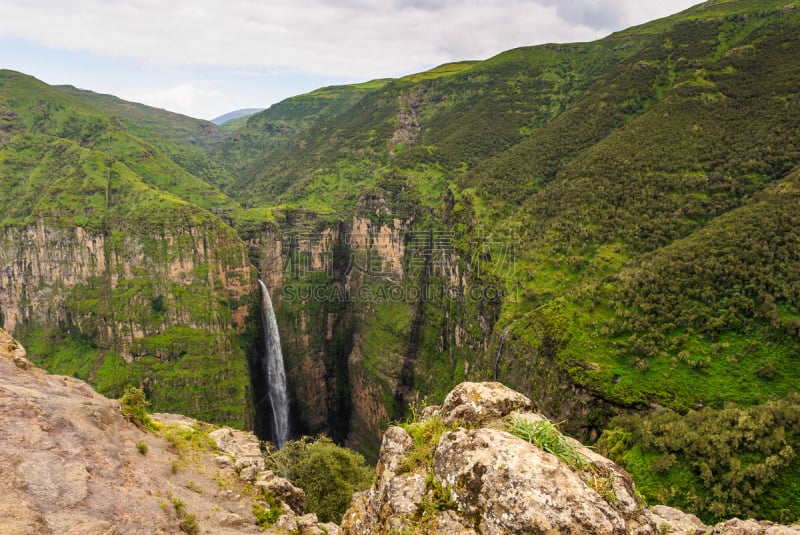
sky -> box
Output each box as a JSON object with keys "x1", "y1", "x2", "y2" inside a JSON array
[{"x1": 0, "y1": 0, "x2": 700, "y2": 121}]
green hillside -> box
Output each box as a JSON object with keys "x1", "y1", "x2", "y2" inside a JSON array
[
  {"x1": 55, "y1": 83, "x2": 238, "y2": 195},
  {"x1": 0, "y1": 70, "x2": 255, "y2": 427},
  {"x1": 213, "y1": 80, "x2": 390, "y2": 179},
  {"x1": 213, "y1": 0, "x2": 800, "y2": 521}
]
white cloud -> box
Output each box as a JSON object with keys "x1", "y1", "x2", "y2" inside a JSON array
[
  {"x1": 0, "y1": 0, "x2": 701, "y2": 80},
  {"x1": 0, "y1": 0, "x2": 702, "y2": 117},
  {"x1": 128, "y1": 82, "x2": 224, "y2": 117}
]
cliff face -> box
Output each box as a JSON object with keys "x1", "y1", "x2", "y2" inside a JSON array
[
  {"x1": 0, "y1": 216, "x2": 257, "y2": 428},
  {"x1": 246, "y1": 204, "x2": 504, "y2": 455},
  {"x1": 0, "y1": 219, "x2": 252, "y2": 351}
]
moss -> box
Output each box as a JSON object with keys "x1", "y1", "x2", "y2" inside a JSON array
[{"x1": 398, "y1": 415, "x2": 458, "y2": 474}]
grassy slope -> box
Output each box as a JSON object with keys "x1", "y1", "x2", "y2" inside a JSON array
[
  {"x1": 54, "y1": 83, "x2": 238, "y2": 193},
  {"x1": 214, "y1": 80, "x2": 390, "y2": 182},
  {"x1": 1, "y1": 71, "x2": 239, "y2": 214}
]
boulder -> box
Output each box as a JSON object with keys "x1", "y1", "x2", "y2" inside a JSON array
[
  {"x1": 433, "y1": 427, "x2": 642, "y2": 534},
  {"x1": 256, "y1": 472, "x2": 306, "y2": 515},
  {"x1": 341, "y1": 382, "x2": 661, "y2": 535},
  {"x1": 208, "y1": 427, "x2": 265, "y2": 482},
  {"x1": 439, "y1": 381, "x2": 534, "y2": 426},
  {"x1": 650, "y1": 505, "x2": 708, "y2": 534},
  {"x1": 711, "y1": 519, "x2": 800, "y2": 534}
]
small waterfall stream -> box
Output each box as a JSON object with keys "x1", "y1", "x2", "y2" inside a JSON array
[{"x1": 258, "y1": 280, "x2": 290, "y2": 449}]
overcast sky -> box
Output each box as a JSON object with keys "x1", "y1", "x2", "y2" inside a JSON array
[{"x1": 0, "y1": 0, "x2": 700, "y2": 120}]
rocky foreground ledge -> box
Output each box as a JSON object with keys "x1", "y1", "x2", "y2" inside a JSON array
[
  {"x1": 0, "y1": 328, "x2": 331, "y2": 535},
  {"x1": 1, "y1": 328, "x2": 798, "y2": 534},
  {"x1": 341, "y1": 381, "x2": 800, "y2": 535}
]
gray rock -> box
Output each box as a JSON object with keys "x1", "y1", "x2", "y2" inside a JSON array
[
  {"x1": 256, "y1": 474, "x2": 306, "y2": 515},
  {"x1": 318, "y1": 521, "x2": 340, "y2": 535},
  {"x1": 439, "y1": 381, "x2": 534, "y2": 426},
  {"x1": 651, "y1": 505, "x2": 708, "y2": 535},
  {"x1": 209, "y1": 427, "x2": 266, "y2": 482},
  {"x1": 433, "y1": 427, "x2": 635, "y2": 534},
  {"x1": 712, "y1": 518, "x2": 767, "y2": 534}
]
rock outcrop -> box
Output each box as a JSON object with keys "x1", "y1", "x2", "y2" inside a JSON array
[
  {"x1": 0, "y1": 329, "x2": 329, "y2": 535},
  {"x1": 341, "y1": 381, "x2": 800, "y2": 535}
]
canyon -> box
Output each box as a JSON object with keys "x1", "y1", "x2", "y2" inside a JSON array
[{"x1": 1, "y1": 0, "x2": 800, "y2": 523}]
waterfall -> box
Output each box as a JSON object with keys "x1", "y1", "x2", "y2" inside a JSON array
[{"x1": 258, "y1": 280, "x2": 290, "y2": 449}]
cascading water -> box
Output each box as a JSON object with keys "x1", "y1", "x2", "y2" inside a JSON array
[{"x1": 258, "y1": 280, "x2": 290, "y2": 449}]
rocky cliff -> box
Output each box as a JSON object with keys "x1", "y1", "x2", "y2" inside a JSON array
[
  {"x1": 0, "y1": 328, "x2": 334, "y2": 535},
  {"x1": 244, "y1": 203, "x2": 499, "y2": 456},
  {"x1": 0, "y1": 214, "x2": 256, "y2": 427},
  {"x1": 341, "y1": 382, "x2": 800, "y2": 535},
  {"x1": 2, "y1": 332, "x2": 797, "y2": 534}
]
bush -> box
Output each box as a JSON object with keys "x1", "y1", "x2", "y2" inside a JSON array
[
  {"x1": 399, "y1": 414, "x2": 455, "y2": 474},
  {"x1": 252, "y1": 493, "x2": 283, "y2": 529},
  {"x1": 596, "y1": 394, "x2": 800, "y2": 523},
  {"x1": 119, "y1": 385, "x2": 155, "y2": 430},
  {"x1": 265, "y1": 436, "x2": 374, "y2": 523}
]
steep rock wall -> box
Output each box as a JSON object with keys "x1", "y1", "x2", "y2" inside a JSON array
[
  {"x1": 246, "y1": 204, "x2": 504, "y2": 456},
  {"x1": 0, "y1": 217, "x2": 257, "y2": 427}
]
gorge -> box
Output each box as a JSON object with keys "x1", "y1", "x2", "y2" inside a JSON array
[{"x1": 1, "y1": 0, "x2": 800, "y2": 525}]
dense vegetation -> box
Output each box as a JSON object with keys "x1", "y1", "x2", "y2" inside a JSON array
[{"x1": 597, "y1": 395, "x2": 800, "y2": 523}]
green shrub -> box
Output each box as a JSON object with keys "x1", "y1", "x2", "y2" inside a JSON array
[
  {"x1": 264, "y1": 436, "x2": 374, "y2": 523},
  {"x1": 252, "y1": 493, "x2": 283, "y2": 529},
  {"x1": 136, "y1": 440, "x2": 148, "y2": 455},
  {"x1": 596, "y1": 394, "x2": 800, "y2": 523},
  {"x1": 119, "y1": 385, "x2": 155, "y2": 430}
]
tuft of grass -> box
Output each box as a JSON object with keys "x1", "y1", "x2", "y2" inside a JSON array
[
  {"x1": 170, "y1": 497, "x2": 199, "y2": 534},
  {"x1": 506, "y1": 415, "x2": 589, "y2": 471},
  {"x1": 136, "y1": 440, "x2": 148, "y2": 455},
  {"x1": 398, "y1": 415, "x2": 457, "y2": 474},
  {"x1": 171, "y1": 497, "x2": 186, "y2": 517},
  {"x1": 179, "y1": 514, "x2": 199, "y2": 534}
]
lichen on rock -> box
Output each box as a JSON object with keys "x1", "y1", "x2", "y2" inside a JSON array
[{"x1": 342, "y1": 381, "x2": 800, "y2": 535}]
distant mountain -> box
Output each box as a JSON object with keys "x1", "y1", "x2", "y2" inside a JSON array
[{"x1": 211, "y1": 108, "x2": 265, "y2": 125}]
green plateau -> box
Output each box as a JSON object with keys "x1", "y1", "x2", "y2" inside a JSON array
[{"x1": 1, "y1": 0, "x2": 799, "y2": 524}]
